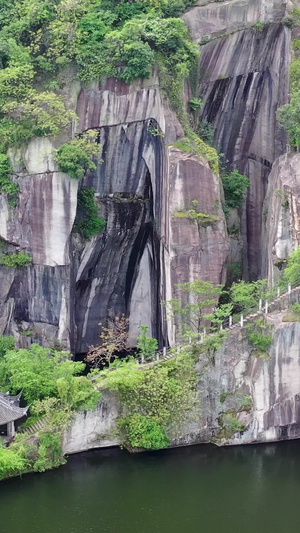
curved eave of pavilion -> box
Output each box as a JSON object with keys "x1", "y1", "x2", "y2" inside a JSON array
[{"x1": 0, "y1": 397, "x2": 28, "y2": 425}]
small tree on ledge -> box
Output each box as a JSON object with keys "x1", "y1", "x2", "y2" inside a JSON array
[
  {"x1": 165, "y1": 280, "x2": 223, "y2": 340},
  {"x1": 86, "y1": 315, "x2": 129, "y2": 368}
]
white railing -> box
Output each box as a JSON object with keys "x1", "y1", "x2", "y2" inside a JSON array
[{"x1": 139, "y1": 282, "x2": 300, "y2": 365}]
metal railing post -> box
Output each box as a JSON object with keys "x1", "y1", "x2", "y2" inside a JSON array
[
  {"x1": 163, "y1": 347, "x2": 166, "y2": 358},
  {"x1": 189, "y1": 336, "x2": 192, "y2": 344},
  {"x1": 288, "y1": 283, "x2": 291, "y2": 294},
  {"x1": 141, "y1": 354, "x2": 145, "y2": 364},
  {"x1": 259, "y1": 298, "x2": 262, "y2": 312},
  {"x1": 229, "y1": 316, "x2": 233, "y2": 328},
  {"x1": 240, "y1": 314, "x2": 244, "y2": 327},
  {"x1": 265, "y1": 300, "x2": 268, "y2": 314},
  {"x1": 277, "y1": 287, "x2": 280, "y2": 298},
  {"x1": 156, "y1": 352, "x2": 160, "y2": 362}
]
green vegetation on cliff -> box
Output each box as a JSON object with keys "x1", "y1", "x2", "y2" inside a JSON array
[
  {"x1": 94, "y1": 348, "x2": 199, "y2": 450},
  {"x1": 0, "y1": 0, "x2": 220, "y2": 207},
  {"x1": 0, "y1": 340, "x2": 101, "y2": 480}
]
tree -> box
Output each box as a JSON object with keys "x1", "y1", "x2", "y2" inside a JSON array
[
  {"x1": 86, "y1": 315, "x2": 129, "y2": 368},
  {"x1": 166, "y1": 280, "x2": 222, "y2": 338},
  {"x1": 277, "y1": 92, "x2": 300, "y2": 149},
  {"x1": 221, "y1": 170, "x2": 250, "y2": 208},
  {"x1": 136, "y1": 325, "x2": 158, "y2": 361},
  {"x1": 56, "y1": 130, "x2": 100, "y2": 180},
  {"x1": 284, "y1": 246, "x2": 300, "y2": 286},
  {"x1": 230, "y1": 279, "x2": 267, "y2": 314},
  {"x1": 0, "y1": 344, "x2": 85, "y2": 403},
  {"x1": 0, "y1": 334, "x2": 15, "y2": 357},
  {"x1": 205, "y1": 303, "x2": 233, "y2": 329}
]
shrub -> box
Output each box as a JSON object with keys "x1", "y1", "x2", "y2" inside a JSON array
[
  {"x1": 96, "y1": 349, "x2": 199, "y2": 449},
  {"x1": 226, "y1": 415, "x2": 246, "y2": 433},
  {"x1": 121, "y1": 414, "x2": 171, "y2": 450},
  {"x1": 1, "y1": 252, "x2": 32, "y2": 267},
  {"x1": 248, "y1": 331, "x2": 273, "y2": 352},
  {"x1": 173, "y1": 135, "x2": 219, "y2": 174},
  {"x1": 0, "y1": 446, "x2": 27, "y2": 481},
  {"x1": 33, "y1": 432, "x2": 64, "y2": 472},
  {"x1": 137, "y1": 325, "x2": 158, "y2": 361},
  {"x1": 197, "y1": 120, "x2": 215, "y2": 145},
  {"x1": 0, "y1": 335, "x2": 15, "y2": 357},
  {"x1": 284, "y1": 247, "x2": 300, "y2": 286},
  {"x1": 0, "y1": 153, "x2": 19, "y2": 205},
  {"x1": 0, "y1": 344, "x2": 85, "y2": 403},
  {"x1": 56, "y1": 131, "x2": 99, "y2": 180},
  {"x1": 221, "y1": 169, "x2": 250, "y2": 208},
  {"x1": 278, "y1": 94, "x2": 300, "y2": 149},
  {"x1": 73, "y1": 187, "x2": 106, "y2": 239},
  {"x1": 230, "y1": 279, "x2": 267, "y2": 313},
  {"x1": 189, "y1": 97, "x2": 202, "y2": 111}
]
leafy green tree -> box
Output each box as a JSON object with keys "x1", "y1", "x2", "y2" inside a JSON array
[
  {"x1": 205, "y1": 303, "x2": 233, "y2": 328},
  {"x1": 136, "y1": 325, "x2": 158, "y2": 360},
  {"x1": 56, "y1": 130, "x2": 100, "y2": 180},
  {"x1": 0, "y1": 344, "x2": 85, "y2": 403},
  {"x1": 278, "y1": 93, "x2": 300, "y2": 149},
  {"x1": 73, "y1": 187, "x2": 106, "y2": 239},
  {"x1": 0, "y1": 446, "x2": 27, "y2": 481},
  {"x1": 56, "y1": 376, "x2": 101, "y2": 411},
  {"x1": 0, "y1": 335, "x2": 15, "y2": 357},
  {"x1": 284, "y1": 246, "x2": 300, "y2": 286},
  {"x1": 166, "y1": 280, "x2": 222, "y2": 337},
  {"x1": 1, "y1": 252, "x2": 32, "y2": 267},
  {"x1": 121, "y1": 414, "x2": 171, "y2": 450},
  {"x1": 230, "y1": 279, "x2": 267, "y2": 313},
  {"x1": 96, "y1": 349, "x2": 199, "y2": 449},
  {"x1": 222, "y1": 169, "x2": 250, "y2": 208},
  {"x1": 0, "y1": 153, "x2": 19, "y2": 202}
]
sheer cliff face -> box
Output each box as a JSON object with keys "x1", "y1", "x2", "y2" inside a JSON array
[
  {"x1": 64, "y1": 292, "x2": 300, "y2": 453},
  {"x1": 197, "y1": 23, "x2": 290, "y2": 279},
  {"x1": 189, "y1": 291, "x2": 300, "y2": 447},
  {"x1": 261, "y1": 153, "x2": 300, "y2": 285},
  {"x1": 183, "y1": 0, "x2": 290, "y2": 280},
  {"x1": 0, "y1": 75, "x2": 229, "y2": 351},
  {"x1": 183, "y1": 0, "x2": 286, "y2": 43}
]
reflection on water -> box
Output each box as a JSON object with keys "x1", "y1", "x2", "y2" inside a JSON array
[{"x1": 1, "y1": 441, "x2": 300, "y2": 533}]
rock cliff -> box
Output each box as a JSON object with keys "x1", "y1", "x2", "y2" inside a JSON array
[
  {"x1": 261, "y1": 153, "x2": 300, "y2": 285},
  {"x1": 0, "y1": 74, "x2": 229, "y2": 351},
  {"x1": 64, "y1": 289, "x2": 300, "y2": 453}
]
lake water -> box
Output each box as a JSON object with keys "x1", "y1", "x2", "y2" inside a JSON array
[{"x1": 1, "y1": 441, "x2": 300, "y2": 533}]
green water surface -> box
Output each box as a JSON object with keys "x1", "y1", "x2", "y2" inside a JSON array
[{"x1": 0, "y1": 441, "x2": 300, "y2": 533}]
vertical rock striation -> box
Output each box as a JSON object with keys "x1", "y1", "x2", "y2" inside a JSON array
[
  {"x1": 0, "y1": 75, "x2": 229, "y2": 350},
  {"x1": 195, "y1": 23, "x2": 290, "y2": 279},
  {"x1": 261, "y1": 153, "x2": 300, "y2": 285}
]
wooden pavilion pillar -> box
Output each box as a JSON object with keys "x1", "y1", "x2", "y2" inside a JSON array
[{"x1": 7, "y1": 420, "x2": 15, "y2": 439}]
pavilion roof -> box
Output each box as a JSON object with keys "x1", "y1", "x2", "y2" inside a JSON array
[{"x1": 0, "y1": 393, "x2": 28, "y2": 425}]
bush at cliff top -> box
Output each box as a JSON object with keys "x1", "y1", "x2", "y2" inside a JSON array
[{"x1": 56, "y1": 131, "x2": 100, "y2": 180}]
